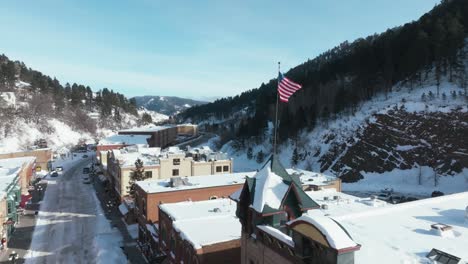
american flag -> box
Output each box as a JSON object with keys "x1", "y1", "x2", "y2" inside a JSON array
[{"x1": 278, "y1": 72, "x2": 302, "y2": 102}]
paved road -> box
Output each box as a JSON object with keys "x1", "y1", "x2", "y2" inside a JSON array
[{"x1": 24, "y1": 158, "x2": 102, "y2": 264}]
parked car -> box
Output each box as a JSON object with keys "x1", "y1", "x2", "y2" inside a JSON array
[
  {"x1": 376, "y1": 192, "x2": 392, "y2": 201},
  {"x1": 55, "y1": 166, "x2": 63, "y2": 172},
  {"x1": 82, "y1": 177, "x2": 91, "y2": 184},
  {"x1": 51, "y1": 171, "x2": 59, "y2": 177},
  {"x1": 389, "y1": 195, "x2": 406, "y2": 204},
  {"x1": 82, "y1": 154, "x2": 89, "y2": 158},
  {"x1": 431, "y1": 191, "x2": 444, "y2": 197},
  {"x1": 82, "y1": 167, "x2": 90, "y2": 174}
]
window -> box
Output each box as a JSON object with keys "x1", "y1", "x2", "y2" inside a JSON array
[
  {"x1": 7, "y1": 202, "x2": 12, "y2": 214},
  {"x1": 216, "y1": 166, "x2": 222, "y2": 173},
  {"x1": 145, "y1": 171, "x2": 152, "y2": 178},
  {"x1": 172, "y1": 169, "x2": 179, "y2": 176},
  {"x1": 173, "y1": 158, "x2": 180, "y2": 165},
  {"x1": 223, "y1": 165, "x2": 229, "y2": 172}
]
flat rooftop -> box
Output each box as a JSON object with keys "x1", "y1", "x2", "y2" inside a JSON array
[
  {"x1": 98, "y1": 134, "x2": 151, "y2": 146},
  {"x1": 160, "y1": 198, "x2": 240, "y2": 249},
  {"x1": 305, "y1": 189, "x2": 389, "y2": 217},
  {"x1": 136, "y1": 171, "x2": 256, "y2": 194},
  {"x1": 335, "y1": 192, "x2": 468, "y2": 263},
  {"x1": 286, "y1": 168, "x2": 338, "y2": 186}
]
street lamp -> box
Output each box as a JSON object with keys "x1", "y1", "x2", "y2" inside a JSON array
[{"x1": 9, "y1": 250, "x2": 18, "y2": 263}]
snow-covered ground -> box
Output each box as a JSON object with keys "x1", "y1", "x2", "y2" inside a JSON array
[
  {"x1": 24, "y1": 154, "x2": 126, "y2": 264},
  {"x1": 343, "y1": 167, "x2": 468, "y2": 196}
]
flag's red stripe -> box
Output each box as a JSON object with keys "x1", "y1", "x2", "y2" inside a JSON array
[
  {"x1": 281, "y1": 79, "x2": 301, "y2": 92},
  {"x1": 277, "y1": 74, "x2": 302, "y2": 102},
  {"x1": 283, "y1": 77, "x2": 302, "y2": 89},
  {"x1": 278, "y1": 88, "x2": 295, "y2": 99},
  {"x1": 278, "y1": 85, "x2": 295, "y2": 95},
  {"x1": 279, "y1": 82, "x2": 296, "y2": 94}
]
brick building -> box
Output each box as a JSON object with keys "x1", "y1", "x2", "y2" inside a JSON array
[
  {"x1": 118, "y1": 125, "x2": 179, "y2": 148},
  {"x1": 134, "y1": 172, "x2": 256, "y2": 261},
  {"x1": 233, "y1": 155, "x2": 361, "y2": 264},
  {"x1": 158, "y1": 199, "x2": 241, "y2": 264}
]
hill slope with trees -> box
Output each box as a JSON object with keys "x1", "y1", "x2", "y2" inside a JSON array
[{"x1": 179, "y1": 0, "x2": 467, "y2": 143}]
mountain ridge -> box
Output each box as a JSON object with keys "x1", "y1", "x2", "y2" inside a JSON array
[{"x1": 133, "y1": 95, "x2": 207, "y2": 116}]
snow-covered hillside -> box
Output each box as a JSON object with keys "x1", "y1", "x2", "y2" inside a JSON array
[
  {"x1": 137, "y1": 107, "x2": 169, "y2": 123},
  {"x1": 218, "y1": 81, "x2": 468, "y2": 195},
  {"x1": 0, "y1": 80, "x2": 146, "y2": 153}
]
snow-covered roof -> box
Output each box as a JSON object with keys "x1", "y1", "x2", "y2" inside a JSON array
[
  {"x1": 252, "y1": 161, "x2": 289, "y2": 212},
  {"x1": 334, "y1": 192, "x2": 468, "y2": 263},
  {"x1": 288, "y1": 214, "x2": 359, "y2": 250},
  {"x1": 136, "y1": 171, "x2": 256, "y2": 194},
  {"x1": 287, "y1": 168, "x2": 338, "y2": 186},
  {"x1": 119, "y1": 124, "x2": 173, "y2": 133},
  {"x1": 160, "y1": 198, "x2": 236, "y2": 221},
  {"x1": 257, "y1": 225, "x2": 294, "y2": 247},
  {"x1": 0, "y1": 156, "x2": 35, "y2": 198},
  {"x1": 305, "y1": 189, "x2": 389, "y2": 217},
  {"x1": 98, "y1": 134, "x2": 151, "y2": 146},
  {"x1": 245, "y1": 156, "x2": 320, "y2": 214},
  {"x1": 112, "y1": 147, "x2": 162, "y2": 167},
  {"x1": 161, "y1": 199, "x2": 241, "y2": 249}
]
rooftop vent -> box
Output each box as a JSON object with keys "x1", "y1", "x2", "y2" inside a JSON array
[
  {"x1": 212, "y1": 207, "x2": 222, "y2": 213},
  {"x1": 431, "y1": 223, "x2": 454, "y2": 237},
  {"x1": 323, "y1": 196, "x2": 329, "y2": 201},
  {"x1": 321, "y1": 204, "x2": 328, "y2": 210},
  {"x1": 333, "y1": 195, "x2": 340, "y2": 200},
  {"x1": 170, "y1": 177, "x2": 183, "y2": 187}
]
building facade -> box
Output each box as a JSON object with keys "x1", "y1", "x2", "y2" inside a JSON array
[
  {"x1": 158, "y1": 199, "x2": 240, "y2": 264},
  {"x1": 106, "y1": 146, "x2": 233, "y2": 199},
  {"x1": 0, "y1": 156, "x2": 36, "y2": 248},
  {"x1": 234, "y1": 155, "x2": 361, "y2": 264},
  {"x1": 134, "y1": 172, "x2": 256, "y2": 262}
]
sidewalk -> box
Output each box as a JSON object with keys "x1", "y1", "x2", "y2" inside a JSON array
[{"x1": 92, "y1": 175, "x2": 148, "y2": 264}]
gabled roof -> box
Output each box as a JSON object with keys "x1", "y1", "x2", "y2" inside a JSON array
[{"x1": 248, "y1": 155, "x2": 319, "y2": 214}]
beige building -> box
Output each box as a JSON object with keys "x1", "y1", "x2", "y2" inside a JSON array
[{"x1": 107, "y1": 146, "x2": 233, "y2": 199}]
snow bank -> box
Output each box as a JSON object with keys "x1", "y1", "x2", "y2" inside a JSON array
[{"x1": 91, "y1": 191, "x2": 127, "y2": 264}]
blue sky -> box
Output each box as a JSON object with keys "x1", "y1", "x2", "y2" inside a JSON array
[{"x1": 0, "y1": 0, "x2": 439, "y2": 100}]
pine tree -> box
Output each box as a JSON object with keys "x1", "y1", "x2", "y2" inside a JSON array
[
  {"x1": 141, "y1": 113, "x2": 153, "y2": 124},
  {"x1": 291, "y1": 147, "x2": 299, "y2": 166},
  {"x1": 247, "y1": 147, "x2": 253, "y2": 160},
  {"x1": 127, "y1": 158, "x2": 149, "y2": 199},
  {"x1": 256, "y1": 150, "x2": 265, "y2": 164}
]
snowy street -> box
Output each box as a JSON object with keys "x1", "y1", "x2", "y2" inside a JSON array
[{"x1": 24, "y1": 156, "x2": 125, "y2": 264}]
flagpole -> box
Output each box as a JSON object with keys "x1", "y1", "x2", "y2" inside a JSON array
[{"x1": 273, "y1": 62, "x2": 280, "y2": 155}]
